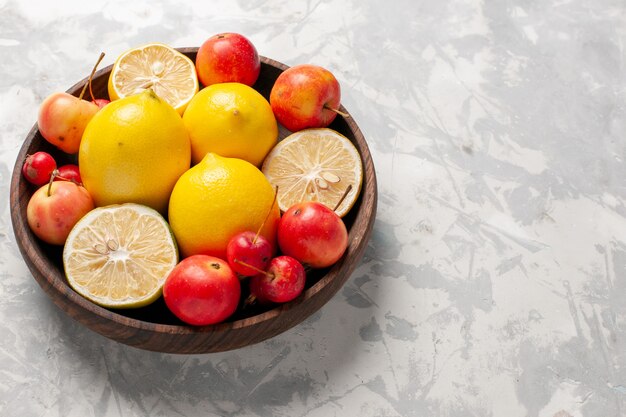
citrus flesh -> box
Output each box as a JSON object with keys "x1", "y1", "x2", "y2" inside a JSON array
[
  {"x1": 63, "y1": 204, "x2": 178, "y2": 309},
  {"x1": 168, "y1": 153, "x2": 280, "y2": 259},
  {"x1": 261, "y1": 128, "x2": 363, "y2": 217},
  {"x1": 79, "y1": 89, "x2": 191, "y2": 214},
  {"x1": 108, "y1": 43, "x2": 199, "y2": 114},
  {"x1": 182, "y1": 82, "x2": 278, "y2": 166}
]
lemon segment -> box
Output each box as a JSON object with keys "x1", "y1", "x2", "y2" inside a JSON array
[
  {"x1": 261, "y1": 128, "x2": 363, "y2": 217},
  {"x1": 108, "y1": 43, "x2": 199, "y2": 114},
  {"x1": 63, "y1": 204, "x2": 178, "y2": 309}
]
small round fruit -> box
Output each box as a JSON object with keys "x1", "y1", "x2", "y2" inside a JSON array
[
  {"x1": 22, "y1": 152, "x2": 56, "y2": 185},
  {"x1": 278, "y1": 201, "x2": 348, "y2": 268},
  {"x1": 27, "y1": 181, "x2": 94, "y2": 245},
  {"x1": 249, "y1": 256, "x2": 306, "y2": 303},
  {"x1": 196, "y1": 33, "x2": 260, "y2": 87},
  {"x1": 269, "y1": 64, "x2": 341, "y2": 132},
  {"x1": 226, "y1": 231, "x2": 273, "y2": 276},
  {"x1": 182, "y1": 82, "x2": 278, "y2": 166},
  {"x1": 38, "y1": 92, "x2": 100, "y2": 154},
  {"x1": 55, "y1": 164, "x2": 82, "y2": 184},
  {"x1": 163, "y1": 255, "x2": 241, "y2": 326}
]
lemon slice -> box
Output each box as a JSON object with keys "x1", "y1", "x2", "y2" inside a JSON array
[
  {"x1": 261, "y1": 128, "x2": 363, "y2": 217},
  {"x1": 63, "y1": 203, "x2": 178, "y2": 309},
  {"x1": 108, "y1": 43, "x2": 199, "y2": 114}
]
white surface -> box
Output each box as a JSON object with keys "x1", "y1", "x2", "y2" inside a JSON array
[{"x1": 1, "y1": 0, "x2": 626, "y2": 416}]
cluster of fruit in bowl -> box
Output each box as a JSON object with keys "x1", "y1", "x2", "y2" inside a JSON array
[{"x1": 21, "y1": 33, "x2": 363, "y2": 327}]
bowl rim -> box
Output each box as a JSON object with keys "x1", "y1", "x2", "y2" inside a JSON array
[{"x1": 10, "y1": 48, "x2": 378, "y2": 350}]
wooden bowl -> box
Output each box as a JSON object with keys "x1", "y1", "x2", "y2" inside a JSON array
[{"x1": 10, "y1": 48, "x2": 377, "y2": 354}]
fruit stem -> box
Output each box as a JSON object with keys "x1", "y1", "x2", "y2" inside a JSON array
[
  {"x1": 79, "y1": 52, "x2": 105, "y2": 101},
  {"x1": 253, "y1": 186, "x2": 278, "y2": 245},
  {"x1": 333, "y1": 184, "x2": 353, "y2": 212},
  {"x1": 324, "y1": 104, "x2": 349, "y2": 118},
  {"x1": 46, "y1": 169, "x2": 58, "y2": 197},
  {"x1": 233, "y1": 259, "x2": 274, "y2": 279},
  {"x1": 244, "y1": 293, "x2": 257, "y2": 307}
]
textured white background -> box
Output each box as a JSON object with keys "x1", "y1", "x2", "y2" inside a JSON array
[{"x1": 1, "y1": 0, "x2": 626, "y2": 416}]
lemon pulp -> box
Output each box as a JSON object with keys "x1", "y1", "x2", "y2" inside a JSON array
[
  {"x1": 108, "y1": 43, "x2": 198, "y2": 114},
  {"x1": 261, "y1": 128, "x2": 363, "y2": 217},
  {"x1": 63, "y1": 204, "x2": 178, "y2": 309}
]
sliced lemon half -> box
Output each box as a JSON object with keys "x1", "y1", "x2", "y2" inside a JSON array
[
  {"x1": 261, "y1": 128, "x2": 363, "y2": 217},
  {"x1": 63, "y1": 203, "x2": 178, "y2": 309},
  {"x1": 108, "y1": 43, "x2": 199, "y2": 114}
]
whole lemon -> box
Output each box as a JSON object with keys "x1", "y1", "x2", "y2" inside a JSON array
[
  {"x1": 79, "y1": 90, "x2": 191, "y2": 213},
  {"x1": 182, "y1": 82, "x2": 278, "y2": 166},
  {"x1": 168, "y1": 153, "x2": 280, "y2": 259}
]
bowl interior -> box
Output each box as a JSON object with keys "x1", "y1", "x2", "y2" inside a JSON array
[{"x1": 10, "y1": 48, "x2": 377, "y2": 352}]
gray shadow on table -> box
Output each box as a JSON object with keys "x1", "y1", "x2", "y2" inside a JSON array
[{"x1": 45, "y1": 226, "x2": 385, "y2": 416}]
